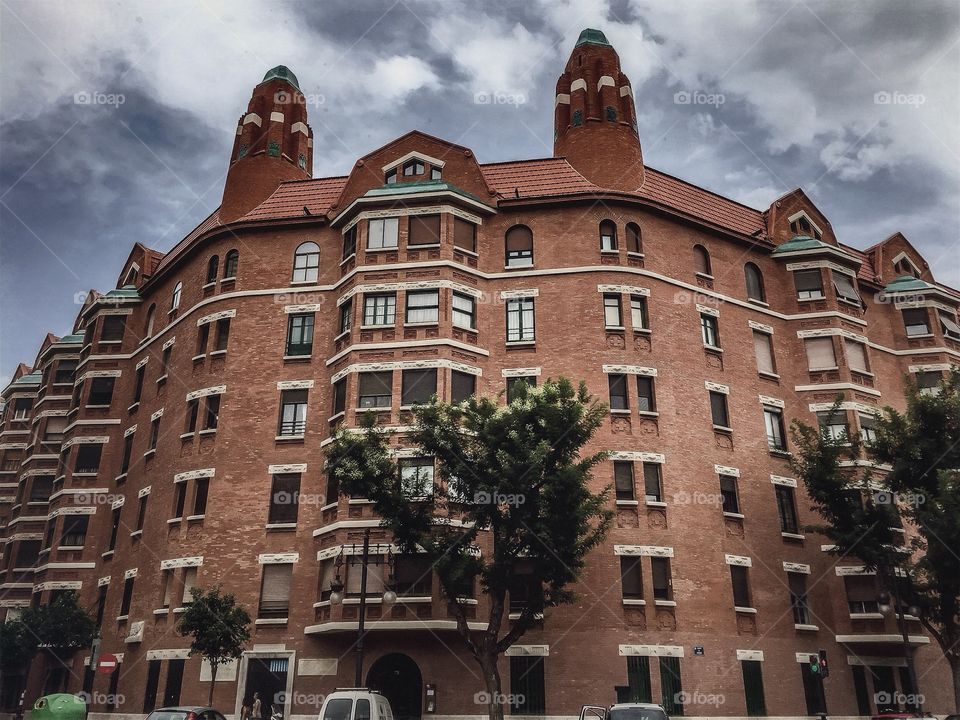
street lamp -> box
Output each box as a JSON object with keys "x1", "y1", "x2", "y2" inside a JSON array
[{"x1": 329, "y1": 528, "x2": 396, "y2": 687}]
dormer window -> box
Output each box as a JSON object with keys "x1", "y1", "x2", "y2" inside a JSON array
[
  {"x1": 789, "y1": 213, "x2": 822, "y2": 240},
  {"x1": 385, "y1": 169, "x2": 397, "y2": 185},
  {"x1": 893, "y1": 254, "x2": 922, "y2": 278},
  {"x1": 431, "y1": 167, "x2": 442, "y2": 180},
  {"x1": 403, "y1": 159, "x2": 425, "y2": 177}
]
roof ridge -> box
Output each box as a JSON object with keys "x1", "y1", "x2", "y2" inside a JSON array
[
  {"x1": 277, "y1": 175, "x2": 350, "y2": 186},
  {"x1": 643, "y1": 165, "x2": 765, "y2": 214},
  {"x1": 479, "y1": 156, "x2": 571, "y2": 167}
]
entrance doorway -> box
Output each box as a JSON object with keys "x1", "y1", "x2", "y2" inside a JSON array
[
  {"x1": 242, "y1": 658, "x2": 289, "y2": 719},
  {"x1": 366, "y1": 653, "x2": 422, "y2": 720}
]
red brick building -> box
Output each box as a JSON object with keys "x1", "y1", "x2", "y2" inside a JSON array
[{"x1": 2, "y1": 29, "x2": 957, "y2": 719}]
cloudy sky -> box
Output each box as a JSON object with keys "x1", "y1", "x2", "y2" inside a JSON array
[{"x1": 1, "y1": 0, "x2": 957, "y2": 380}]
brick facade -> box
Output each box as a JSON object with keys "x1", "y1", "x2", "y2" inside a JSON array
[{"x1": 2, "y1": 30, "x2": 958, "y2": 720}]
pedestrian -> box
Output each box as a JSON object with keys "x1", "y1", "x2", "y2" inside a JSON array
[
  {"x1": 240, "y1": 699, "x2": 250, "y2": 720},
  {"x1": 251, "y1": 693, "x2": 262, "y2": 720}
]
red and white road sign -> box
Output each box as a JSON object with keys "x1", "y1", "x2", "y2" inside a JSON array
[{"x1": 96, "y1": 653, "x2": 118, "y2": 674}]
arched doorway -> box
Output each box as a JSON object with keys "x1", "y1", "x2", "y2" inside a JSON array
[{"x1": 366, "y1": 653, "x2": 422, "y2": 720}]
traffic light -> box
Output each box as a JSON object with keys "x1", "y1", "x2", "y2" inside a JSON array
[
  {"x1": 818, "y1": 649, "x2": 829, "y2": 678},
  {"x1": 808, "y1": 653, "x2": 821, "y2": 676}
]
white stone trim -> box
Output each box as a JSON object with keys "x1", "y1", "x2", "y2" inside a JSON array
[
  {"x1": 555, "y1": 93, "x2": 571, "y2": 106},
  {"x1": 160, "y1": 556, "x2": 203, "y2": 570},
  {"x1": 242, "y1": 113, "x2": 262, "y2": 127},
  {"x1": 725, "y1": 554, "x2": 751, "y2": 567},
  {"x1": 501, "y1": 367, "x2": 541, "y2": 378},
  {"x1": 786, "y1": 259, "x2": 855, "y2": 274},
  {"x1": 147, "y1": 648, "x2": 191, "y2": 661},
  {"x1": 619, "y1": 644, "x2": 683, "y2": 657},
  {"x1": 62, "y1": 435, "x2": 109, "y2": 449},
  {"x1": 614, "y1": 545, "x2": 673, "y2": 558},
  {"x1": 197, "y1": 309, "x2": 236, "y2": 326},
  {"x1": 714, "y1": 465, "x2": 739, "y2": 477},
  {"x1": 602, "y1": 365, "x2": 657, "y2": 376},
  {"x1": 597, "y1": 284, "x2": 650, "y2": 297},
  {"x1": 784, "y1": 562, "x2": 811, "y2": 574},
  {"x1": 705, "y1": 381, "x2": 729, "y2": 394},
  {"x1": 284, "y1": 304, "x2": 322, "y2": 314},
  {"x1": 151, "y1": 408, "x2": 164, "y2": 421},
  {"x1": 619, "y1": 85, "x2": 633, "y2": 97},
  {"x1": 737, "y1": 649, "x2": 764, "y2": 661},
  {"x1": 75, "y1": 369, "x2": 122, "y2": 384},
  {"x1": 186, "y1": 385, "x2": 226, "y2": 401},
  {"x1": 338, "y1": 279, "x2": 482, "y2": 306},
  {"x1": 332, "y1": 359, "x2": 481, "y2": 384},
  {"x1": 748, "y1": 320, "x2": 774, "y2": 334},
  {"x1": 173, "y1": 468, "x2": 215, "y2": 483},
  {"x1": 835, "y1": 565, "x2": 874, "y2": 576},
  {"x1": 162, "y1": 336, "x2": 176, "y2": 350},
  {"x1": 124, "y1": 424, "x2": 137, "y2": 437},
  {"x1": 49, "y1": 506, "x2": 96, "y2": 518},
  {"x1": 908, "y1": 363, "x2": 953, "y2": 373},
  {"x1": 124, "y1": 568, "x2": 138, "y2": 579},
  {"x1": 268, "y1": 464, "x2": 307, "y2": 474},
  {"x1": 277, "y1": 380, "x2": 315, "y2": 390},
  {"x1": 797, "y1": 327, "x2": 868, "y2": 344},
  {"x1": 138, "y1": 485, "x2": 152, "y2": 498},
  {"x1": 608, "y1": 451, "x2": 664, "y2": 463},
  {"x1": 808, "y1": 401, "x2": 879, "y2": 415},
  {"x1": 98, "y1": 575, "x2": 111, "y2": 587},
  {"x1": 381, "y1": 150, "x2": 447, "y2": 173},
  {"x1": 770, "y1": 475, "x2": 797, "y2": 488},
  {"x1": 111, "y1": 496, "x2": 125, "y2": 510},
  {"x1": 759, "y1": 395, "x2": 785, "y2": 408},
  {"x1": 570, "y1": 78, "x2": 587, "y2": 93},
  {"x1": 291, "y1": 121, "x2": 308, "y2": 136},
  {"x1": 343, "y1": 204, "x2": 483, "y2": 233},
  {"x1": 786, "y1": 210, "x2": 824, "y2": 237},
  {"x1": 499, "y1": 288, "x2": 538, "y2": 300},
  {"x1": 846, "y1": 655, "x2": 907, "y2": 667},
  {"x1": 505, "y1": 644, "x2": 550, "y2": 657},
  {"x1": 697, "y1": 303, "x2": 720, "y2": 317},
  {"x1": 34, "y1": 581, "x2": 82, "y2": 592},
  {"x1": 297, "y1": 658, "x2": 338, "y2": 676},
  {"x1": 269, "y1": 111, "x2": 284, "y2": 123},
  {"x1": 597, "y1": 75, "x2": 615, "y2": 90},
  {"x1": 259, "y1": 552, "x2": 299, "y2": 564},
  {"x1": 136, "y1": 357, "x2": 149, "y2": 370}
]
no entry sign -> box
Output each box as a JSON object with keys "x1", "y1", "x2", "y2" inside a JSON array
[{"x1": 96, "y1": 653, "x2": 118, "y2": 674}]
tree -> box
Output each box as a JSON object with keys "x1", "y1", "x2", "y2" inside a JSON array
[
  {"x1": 325, "y1": 378, "x2": 612, "y2": 720},
  {"x1": 176, "y1": 585, "x2": 252, "y2": 706},
  {"x1": 18, "y1": 592, "x2": 96, "y2": 692},
  {"x1": 790, "y1": 371, "x2": 960, "y2": 710},
  {"x1": 0, "y1": 618, "x2": 35, "y2": 701}
]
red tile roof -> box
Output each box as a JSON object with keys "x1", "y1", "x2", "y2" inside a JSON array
[
  {"x1": 840, "y1": 244, "x2": 880, "y2": 284},
  {"x1": 154, "y1": 209, "x2": 222, "y2": 274},
  {"x1": 480, "y1": 158, "x2": 600, "y2": 198},
  {"x1": 241, "y1": 176, "x2": 349, "y2": 221}
]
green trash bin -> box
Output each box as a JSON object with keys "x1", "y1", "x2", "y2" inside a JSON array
[{"x1": 30, "y1": 694, "x2": 87, "y2": 720}]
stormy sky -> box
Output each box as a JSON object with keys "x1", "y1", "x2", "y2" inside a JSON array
[{"x1": 1, "y1": 0, "x2": 958, "y2": 380}]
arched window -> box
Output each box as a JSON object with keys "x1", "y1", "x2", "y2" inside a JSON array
[
  {"x1": 693, "y1": 245, "x2": 711, "y2": 276},
  {"x1": 626, "y1": 223, "x2": 642, "y2": 254},
  {"x1": 599, "y1": 220, "x2": 617, "y2": 251},
  {"x1": 171, "y1": 281, "x2": 183, "y2": 310},
  {"x1": 505, "y1": 225, "x2": 533, "y2": 268},
  {"x1": 144, "y1": 304, "x2": 156, "y2": 338},
  {"x1": 206, "y1": 256, "x2": 219, "y2": 284},
  {"x1": 745, "y1": 263, "x2": 765, "y2": 302},
  {"x1": 224, "y1": 249, "x2": 239, "y2": 279},
  {"x1": 292, "y1": 241, "x2": 320, "y2": 282}
]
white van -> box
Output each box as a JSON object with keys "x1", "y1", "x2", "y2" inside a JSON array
[{"x1": 318, "y1": 690, "x2": 393, "y2": 720}]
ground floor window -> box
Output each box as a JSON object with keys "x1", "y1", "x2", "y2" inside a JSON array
[
  {"x1": 509, "y1": 655, "x2": 545, "y2": 714},
  {"x1": 624, "y1": 656, "x2": 652, "y2": 702},
  {"x1": 741, "y1": 660, "x2": 767, "y2": 716},
  {"x1": 659, "y1": 656, "x2": 683, "y2": 715}
]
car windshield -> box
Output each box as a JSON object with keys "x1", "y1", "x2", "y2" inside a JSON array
[
  {"x1": 322, "y1": 699, "x2": 353, "y2": 720},
  {"x1": 146, "y1": 712, "x2": 188, "y2": 720},
  {"x1": 609, "y1": 709, "x2": 668, "y2": 720}
]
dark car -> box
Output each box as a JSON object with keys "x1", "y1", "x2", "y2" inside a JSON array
[{"x1": 145, "y1": 707, "x2": 228, "y2": 720}]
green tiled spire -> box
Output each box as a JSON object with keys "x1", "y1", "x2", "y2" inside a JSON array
[{"x1": 261, "y1": 65, "x2": 300, "y2": 91}]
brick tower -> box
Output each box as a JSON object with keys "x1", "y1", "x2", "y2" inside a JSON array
[
  {"x1": 220, "y1": 66, "x2": 314, "y2": 222},
  {"x1": 554, "y1": 29, "x2": 644, "y2": 192}
]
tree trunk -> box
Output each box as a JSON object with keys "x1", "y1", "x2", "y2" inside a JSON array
[
  {"x1": 478, "y1": 651, "x2": 504, "y2": 720},
  {"x1": 208, "y1": 662, "x2": 218, "y2": 707}
]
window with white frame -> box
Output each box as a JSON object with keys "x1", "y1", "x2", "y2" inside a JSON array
[
  {"x1": 844, "y1": 339, "x2": 869, "y2": 374},
  {"x1": 630, "y1": 295, "x2": 648, "y2": 330},
  {"x1": 405, "y1": 290, "x2": 439, "y2": 324},
  {"x1": 764, "y1": 407, "x2": 787, "y2": 451},
  {"x1": 902, "y1": 308, "x2": 930, "y2": 337},
  {"x1": 399, "y1": 458, "x2": 434, "y2": 499},
  {"x1": 368, "y1": 217, "x2": 399, "y2": 249},
  {"x1": 358, "y1": 371, "x2": 393, "y2": 409},
  {"x1": 258, "y1": 562, "x2": 293, "y2": 618},
  {"x1": 643, "y1": 463, "x2": 663, "y2": 503},
  {"x1": 701, "y1": 313, "x2": 720, "y2": 349},
  {"x1": 364, "y1": 293, "x2": 396, "y2": 326},
  {"x1": 804, "y1": 337, "x2": 837, "y2": 371},
  {"x1": 859, "y1": 413, "x2": 877, "y2": 443},
  {"x1": 506, "y1": 298, "x2": 535, "y2": 342},
  {"x1": 278, "y1": 389, "x2": 307, "y2": 436},
  {"x1": 794, "y1": 269, "x2": 824, "y2": 300},
  {"x1": 452, "y1": 292, "x2": 476, "y2": 330},
  {"x1": 832, "y1": 271, "x2": 861, "y2": 304},
  {"x1": 603, "y1": 294, "x2": 623, "y2": 328},
  {"x1": 292, "y1": 242, "x2": 320, "y2": 283},
  {"x1": 753, "y1": 331, "x2": 776, "y2": 375}
]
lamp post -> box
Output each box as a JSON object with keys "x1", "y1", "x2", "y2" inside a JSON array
[
  {"x1": 329, "y1": 529, "x2": 396, "y2": 687},
  {"x1": 877, "y1": 555, "x2": 922, "y2": 713}
]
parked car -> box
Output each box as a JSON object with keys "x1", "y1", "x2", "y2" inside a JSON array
[
  {"x1": 318, "y1": 690, "x2": 393, "y2": 720},
  {"x1": 581, "y1": 704, "x2": 670, "y2": 720},
  {"x1": 144, "y1": 707, "x2": 228, "y2": 720}
]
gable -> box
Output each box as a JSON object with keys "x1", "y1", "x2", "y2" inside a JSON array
[{"x1": 766, "y1": 189, "x2": 836, "y2": 246}]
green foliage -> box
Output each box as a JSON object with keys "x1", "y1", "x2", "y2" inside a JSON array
[
  {"x1": 19, "y1": 592, "x2": 96, "y2": 659},
  {"x1": 0, "y1": 619, "x2": 36, "y2": 671},
  {"x1": 325, "y1": 377, "x2": 613, "y2": 657},
  {"x1": 176, "y1": 585, "x2": 251, "y2": 668}
]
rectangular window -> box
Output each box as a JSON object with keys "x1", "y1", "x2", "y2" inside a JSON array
[
  {"x1": 844, "y1": 575, "x2": 880, "y2": 614},
  {"x1": 625, "y1": 657, "x2": 652, "y2": 703},
  {"x1": 720, "y1": 475, "x2": 739, "y2": 514},
  {"x1": 160, "y1": 346, "x2": 172, "y2": 377},
  {"x1": 651, "y1": 557, "x2": 672, "y2": 600},
  {"x1": 193, "y1": 477, "x2": 209, "y2": 516},
  {"x1": 100, "y1": 316, "x2": 126, "y2": 342},
  {"x1": 342, "y1": 225, "x2": 357, "y2": 259},
  {"x1": 643, "y1": 463, "x2": 662, "y2": 503},
  {"x1": 339, "y1": 299, "x2": 353, "y2": 335},
  {"x1": 12, "y1": 397, "x2": 32, "y2": 420},
  {"x1": 172, "y1": 482, "x2": 186, "y2": 519},
  {"x1": 832, "y1": 272, "x2": 860, "y2": 304},
  {"x1": 14, "y1": 539, "x2": 41, "y2": 568},
  {"x1": 614, "y1": 461, "x2": 635, "y2": 501},
  {"x1": 453, "y1": 217, "x2": 477, "y2": 253},
  {"x1": 88, "y1": 377, "x2": 115, "y2": 406},
  {"x1": 608, "y1": 374, "x2": 629, "y2": 410},
  {"x1": 54, "y1": 360, "x2": 78, "y2": 385},
  {"x1": 185, "y1": 399, "x2": 199, "y2": 433},
  {"x1": 506, "y1": 375, "x2": 536, "y2": 403},
  {"x1": 405, "y1": 290, "x2": 439, "y2": 324},
  {"x1": 268, "y1": 473, "x2": 301, "y2": 524},
  {"x1": 817, "y1": 411, "x2": 849, "y2": 442},
  {"x1": 401, "y1": 369, "x2": 437, "y2": 406},
  {"x1": 60, "y1": 515, "x2": 89, "y2": 547},
  {"x1": 74, "y1": 444, "x2": 102, "y2": 474},
  {"x1": 789, "y1": 572, "x2": 810, "y2": 625},
  {"x1": 636, "y1": 376, "x2": 656, "y2": 412},
  {"x1": 620, "y1": 556, "x2": 643, "y2": 599},
  {"x1": 917, "y1": 370, "x2": 943, "y2": 396},
  {"x1": 195, "y1": 324, "x2": 209, "y2": 356},
  {"x1": 805, "y1": 337, "x2": 837, "y2": 370},
  {"x1": 902, "y1": 308, "x2": 930, "y2": 337},
  {"x1": 776, "y1": 485, "x2": 800, "y2": 534},
  {"x1": 399, "y1": 458, "x2": 434, "y2": 499},
  {"x1": 753, "y1": 331, "x2": 775, "y2": 375},
  {"x1": 765, "y1": 407, "x2": 786, "y2": 451},
  {"x1": 332, "y1": 378, "x2": 347, "y2": 415},
  {"x1": 136, "y1": 496, "x2": 148, "y2": 531},
  {"x1": 700, "y1": 314, "x2": 720, "y2": 348},
  {"x1": 630, "y1": 295, "x2": 649, "y2": 330},
  {"x1": 214, "y1": 318, "x2": 230, "y2": 352},
  {"x1": 133, "y1": 366, "x2": 145, "y2": 404},
  {"x1": 741, "y1": 660, "x2": 767, "y2": 716},
  {"x1": 358, "y1": 371, "x2": 392, "y2": 408},
  {"x1": 603, "y1": 294, "x2": 623, "y2": 328},
  {"x1": 367, "y1": 217, "x2": 399, "y2": 249},
  {"x1": 203, "y1": 395, "x2": 220, "y2": 430},
  {"x1": 451, "y1": 370, "x2": 476, "y2": 403},
  {"x1": 363, "y1": 293, "x2": 396, "y2": 326},
  {"x1": 182, "y1": 566, "x2": 197, "y2": 605},
  {"x1": 149, "y1": 417, "x2": 160, "y2": 450},
  {"x1": 939, "y1": 311, "x2": 960, "y2": 340},
  {"x1": 506, "y1": 298, "x2": 535, "y2": 342},
  {"x1": 95, "y1": 585, "x2": 107, "y2": 628},
  {"x1": 659, "y1": 657, "x2": 684, "y2": 716},
  {"x1": 161, "y1": 569, "x2": 174, "y2": 609},
  {"x1": 162, "y1": 659, "x2": 185, "y2": 707},
  {"x1": 408, "y1": 214, "x2": 441, "y2": 246},
  {"x1": 452, "y1": 292, "x2": 476, "y2": 330},
  {"x1": 29, "y1": 476, "x2": 53, "y2": 503},
  {"x1": 794, "y1": 269, "x2": 824, "y2": 300},
  {"x1": 731, "y1": 565, "x2": 751, "y2": 608},
  {"x1": 285, "y1": 313, "x2": 314, "y2": 356},
  {"x1": 709, "y1": 391, "x2": 729, "y2": 428},
  {"x1": 42, "y1": 417, "x2": 67, "y2": 444},
  {"x1": 859, "y1": 413, "x2": 877, "y2": 444},
  {"x1": 394, "y1": 555, "x2": 433, "y2": 596},
  {"x1": 142, "y1": 659, "x2": 159, "y2": 713},
  {"x1": 509, "y1": 656, "x2": 545, "y2": 715},
  {"x1": 258, "y1": 563, "x2": 293, "y2": 618},
  {"x1": 278, "y1": 389, "x2": 308, "y2": 436},
  {"x1": 844, "y1": 339, "x2": 868, "y2": 373}
]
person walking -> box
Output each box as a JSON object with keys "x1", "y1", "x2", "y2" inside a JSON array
[{"x1": 251, "y1": 693, "x2": 262, "y2": 720}]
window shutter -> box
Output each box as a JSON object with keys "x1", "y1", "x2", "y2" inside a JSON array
[
  {"x1": 753, "y1": 331, "x2": 774, "y2": 374},
  {"x1": 259, "y1": 563, "x2": 293, "y2": 615},
  {"x1": 401, "y1": 369, "x2": 437, "y2": 405},
  {"x1": 359, "y1": 371, "x2": 392, "y2": 398},
  {"x1": 453, "y1": 218, "x2": 477, "y2": 252},
  {"x1": 182, "y1": 567, "x2": 197, "y2": 604},
  {"x1": 844, "y1": 339, "x2": 868, "y2": 372},
  {"x1": 832, "y1": 272, "x2": 860, "y2": 303},
  {"x1": 505, "y1": 226, "x2": 532, "y2": 252},
  {"x1": 804, "y1": 337, "x2": 836, "y2": 370},
  {"x1": 162, "y1": 571, "x2": 173, "y2": 608},
  {"x1": 450, "y1": 371, "x2": 475, "y2": 403},
  {"x1": 408, "y1": 215, "x2": 441, "y2": 245}
]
